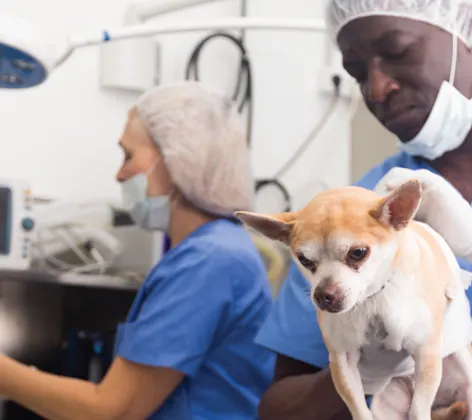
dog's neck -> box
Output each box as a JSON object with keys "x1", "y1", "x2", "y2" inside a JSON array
[
  {"x1": 365, "y1": 276, "x2": 393, "y2": 300},
  {"x1": 362, "y1": 235, "x2": 409, "y2": 303},
  {"x1": 363, "y1": 228, "x2": 416, "y2": 302}
]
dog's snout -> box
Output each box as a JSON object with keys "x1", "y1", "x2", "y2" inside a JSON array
[
  {"x1": 314, "y1": 287, "x2": 336, "y2": 308},
  {"x1": 313, "y1": 284, "x2": 343, "y2": 313}
]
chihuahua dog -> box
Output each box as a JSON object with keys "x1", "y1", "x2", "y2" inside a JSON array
[{"x1": 236, "y1": 180, "x2": 472, "y2": 420}]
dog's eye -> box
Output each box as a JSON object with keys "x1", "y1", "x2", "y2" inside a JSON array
[
  {"x1": 296, "y1": 253, "x2": 317, "y2": 272},
  {"x1": 347, "y1": 247, "x2": 369, "y2": 261}
]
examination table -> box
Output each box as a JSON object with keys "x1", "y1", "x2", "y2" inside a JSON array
[{"x1": 0, "y1": 269, "x2": 139, "y2": 419}]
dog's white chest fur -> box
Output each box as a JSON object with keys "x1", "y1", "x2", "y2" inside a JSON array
[
  {"x1": 321, "y1": 283, "x2": 424, "y2": 393},
  {"x1": 357, "y1": 309, "x2": 420, "y2": 394},
  {"x1": 320, "y1": 276, "x2": 472, "y2": 395}
]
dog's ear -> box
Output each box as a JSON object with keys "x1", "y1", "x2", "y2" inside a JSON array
[
  {"x1": 370, "y1": 179, "x2": 422, "y2": 230},
  {"x1": 235, "y1": 211, "x2": 297, "y2": 244}
]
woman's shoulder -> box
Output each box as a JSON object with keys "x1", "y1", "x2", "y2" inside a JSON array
[
  {"x1": 186, "y1": 219, "x2": 259, "y2": 253},
  {"x1": 142, "y1": 221, "x2": 269, "y2": 305},
  {"x1": 162, "y1": 219, "x2": 267, "y2": 278}
]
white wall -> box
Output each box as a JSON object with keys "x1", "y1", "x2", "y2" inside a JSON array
[
  {"x1": 0, "y1": 0, "x2": 353, "y2": 211},
  {"x1": 351, "y1": 101, "x2": 397, "y2": 183},
  {"x1": 245, "y1": 0, "x2": 352, "y2": 211}
]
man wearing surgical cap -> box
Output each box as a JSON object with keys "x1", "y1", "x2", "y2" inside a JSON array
[
  {"x1": 256, "y1": 1, "x2": 472, "y2": 419},
  {"x1": 0, "y1": 82, "x2": 275, "y2": 419}
]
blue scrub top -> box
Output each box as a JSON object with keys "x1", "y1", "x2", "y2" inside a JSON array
[
  {"x1": 114, "y1": 218, "x2": 275, "y2": 419},
  {"x1": 255, "y1": 151, "x2": 472, "y2": 369}
]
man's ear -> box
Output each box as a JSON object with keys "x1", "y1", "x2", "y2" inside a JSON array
[
  {"x1": 370, "y1": 179, "x2": 422, "y2": 230},
  {"x1": 235, "y1": 211, "x2": 297, "y2": 244}
]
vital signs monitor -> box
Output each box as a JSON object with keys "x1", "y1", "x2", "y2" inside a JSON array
[{"x1": 0, "y1": 178, "x2": 35, "y2": 269}]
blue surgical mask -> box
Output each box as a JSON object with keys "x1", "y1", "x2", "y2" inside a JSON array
[{"x1": 120, "y1": 161, "x2": 170, "y2": 231}]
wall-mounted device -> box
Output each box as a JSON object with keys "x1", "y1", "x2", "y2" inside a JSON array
[
  {"x1": 30, "y1": 200, "x2": 123, "y2": 274},
  {"x1": 0, "y1": 178, "x2": 35, "y2": 270},
  {"x1": 0, "y1": 12, "x2": 326, "y2": 90}
]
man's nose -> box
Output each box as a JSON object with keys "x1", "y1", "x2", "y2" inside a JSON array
[{"x1": 364, "y1": 62, "x2": 400, "y2": 103}]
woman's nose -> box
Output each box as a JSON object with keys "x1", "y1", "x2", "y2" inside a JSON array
[{"x1": 116, "y1": 167, "x2": 126, "y2": 183}]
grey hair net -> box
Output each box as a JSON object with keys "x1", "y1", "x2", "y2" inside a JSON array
[
  {"x1": 136, "y1": 81, "x2": 254, "y2": 217},
  {"x1": 326, "y1": 0, "x2": 472, "y2": 46}
]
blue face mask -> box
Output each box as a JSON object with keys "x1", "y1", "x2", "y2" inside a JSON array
[{"x1": 120, "y1": 162, "x2": 170, "y2": 231}]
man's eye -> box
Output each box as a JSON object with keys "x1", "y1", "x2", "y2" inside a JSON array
[
  {"x1": 382, "y1": 49, "x2": 408, "y2": 60},
  {"x1": 296, "y1": 254, "x2": 317, "y2": 272},
  {"x1": 343, "y1": 62, "x2": 367, "y2": 84}
]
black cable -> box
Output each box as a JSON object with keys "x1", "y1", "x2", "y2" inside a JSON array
[
  {"x1": 255, "y1": 178, "x2": 292, "y2": 213},
  {"x1": 240, "y1": 0, "x2": 248, "y2": 44},
  {"x1": 185, "y1": 28, "x2": 341, "y2": 213},
  {"x1": 185, "y1": 31, "x2": 253, "y2": 147}
]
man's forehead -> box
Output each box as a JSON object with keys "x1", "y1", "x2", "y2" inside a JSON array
[{"x1": 338, "y1": 16, "x2": 432, "y2": 51}]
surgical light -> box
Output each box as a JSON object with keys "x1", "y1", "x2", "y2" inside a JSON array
[{"x1": 0, "y1": 13, "x2": 325, "y2": 89}]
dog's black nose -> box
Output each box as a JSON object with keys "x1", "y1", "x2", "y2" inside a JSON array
[{"x1": 314, "y1": 286, "x2": 341, "y2": 312}]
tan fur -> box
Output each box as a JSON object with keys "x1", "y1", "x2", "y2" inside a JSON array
[
  {"x1": 410, "y1": 222, "x2": 454, "y2": 328},
  {"x1": 292, "y1": 188, "x2": 452, "y2": 334},
  {"x1": 290, "y1": 186, "x2": 394, "y2": 251},
  {"x1": 411, "y1": 222, "x2": 455, "y2": 294},
  {"x1": 305, "y1": 189, "x2": 452, "y2": 418}
]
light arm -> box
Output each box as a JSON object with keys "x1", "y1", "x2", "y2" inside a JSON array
[{"x1": 0, "y1": 355, "x2": 183, "y2": 420}]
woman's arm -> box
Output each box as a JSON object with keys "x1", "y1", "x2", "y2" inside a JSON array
[
  {"x1": 0, "y1": 355, "x2": 183, "y2": 420},
  {"x1": 258, "y1": 354, "x2": 351, "y2": 420}
]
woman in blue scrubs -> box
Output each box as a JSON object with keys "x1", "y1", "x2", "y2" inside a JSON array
[{"x1": 0, "y1": 82, "x2": 275, "y2": 419}]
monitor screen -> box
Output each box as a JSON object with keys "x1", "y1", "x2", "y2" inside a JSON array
[{"x1": 0, "y1": 187, "x2": 11, "y2": 255}]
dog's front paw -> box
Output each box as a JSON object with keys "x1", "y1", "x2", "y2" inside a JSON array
[
  {"x1": 353, "y1": 413, "x2": 374, "y2": 420},
  {"x1": 409, "y1": 408, "x2": 432, "y2": 420}
]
